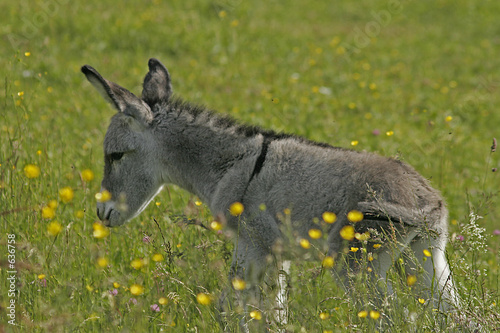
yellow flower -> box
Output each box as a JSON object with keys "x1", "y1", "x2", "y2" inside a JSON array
[
  {"x1": 322, "y1": 211, "x2": 337, "y2": 224},
  {"x1": 93, "y1": 222, "x2": 110, "y2": 239},
  {"x1": 195, "y1": 200, "x2": 202, "y2": 206},
  {"x1": 321, "y1": 256, "x2": 335, "y2": 268},
  {"x1": 210, "y1": 221, "x2": 223, "y2": 231},
  {"x1": 369, "y1": 310, "x2": 380, "y2": 320},
  {"x1": 48, "y1": 200, "x2": 58, "y2": 209},
  {"x1": 152, "y1": 253, "x2": 164, "y2": 262},
  {"x1": 230, "y1": 19, "x2": 239, "y2": 27},
  {"x1": 445, "y1": 115, "x2": 453, "y2": 122},
  {"x1": 308, "y1": 229, "x2": 322, "y2": 239},
  {"x1": 358, "y1": 310, "x2": 368, "y2": 318},
  {"x1": 232, "y1": 278, "x2": 246, "y2": 291},
  {"x1": 373, "y1": 243, "x2": 382, "y2": 249},
  {"x1": 299, "y1": 238, "x2": 311, "y2": 249},
  {"x1": 319, "y1": 312, "x2": 329, "y2": 320},
  {"x1": 41, "y1": 206, "x2": 56, "y2": 219},
  {"x1": 24, "y1": 164, "x2": 41, "y2": 178},
  {"x1": 423, "y1": 249, "x2": 432, "y2": 257},
  {"x1": 95, "y1": 190, "x2": 112, "y2": 202},
  {"x1": 113, "y1": 282, "x2": 120, "y2": 288},
  {"x1": 97, "y1": 257, "x2": 108, "y2": 268},
  {"x1": 407, "y1": 275, "x2": 417, "y2": 286},
  {"x1": 81, "y1": 169, "x2": 94, "y2": 182},
  {"x1": 38, "y1": 274, "x2": 46, "y2": 279},
  {"x1": 229, "y1": 202, "x2": 244, "y2": 216},
  {"x1": 59, "y1": 187, "x2": 74, "y2": 203},
  {"x1": 355, "y1": 232, "x2": 370, "y2": 241},
  {"x1": 75, "y1": 210, "x2": 85, "y2": 219},
  {"x1": 249, "y1": 310, "x2": 262, "y2": 320},
  {"x1": 47, "y1": 221, "x2": 62, "y2": 236},
  {"x1": 347, "y1": 210, "x2": 363, "y2": 223},
  {"x1": 350, "y1": 247, "x2": 359, "y2": 252},
  {"x1": 340, "y1": 225, "x2": 355, "y2": 241},
  {"x1": 367, "y1": 253, "x2": 374, "y2": 262},
  {"x1": 159, "y1": 297, "x2": 168, "y2": 305},
  {"x1": 351, "y1": 140, "x2": 359, "y2": 146},
  {"x1": 196, "y1": 293, "x2": 211, "y2": 305},
  {"x1": 348, "y1": 102, "x2": 356, "y2": 109},
  {"x1": 131, "y1": 259, "x2": 144, "y2": 270},
  {"x1": 25, "y1": 52, "x2": 31, "y2": 57},
  {"x1": 130, "y1": 284, "x2": 144, "y2": 296},
  {"x1": 418, "y1": 298, "x2": 425, "y2": 304},
  {"x1": 386, "y1": 130, "x2": 394, "y2": 136},
  {"x1": 218, "y1": 10, "x2": 227, "y2": 18}
]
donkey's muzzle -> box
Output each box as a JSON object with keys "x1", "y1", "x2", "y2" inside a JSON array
[{"x1": 97, "y1": 201, "x2": 114, "y2": 226}]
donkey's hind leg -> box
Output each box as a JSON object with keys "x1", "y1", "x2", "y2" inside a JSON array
[
  {"x1": 368, "y1": 228, "x2": 420, "y2": 298},
  {"x1": 405, "y1": 234, "x2": 458, "y2": 312}
]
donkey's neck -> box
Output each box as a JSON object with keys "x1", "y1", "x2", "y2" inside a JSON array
[{"x1": 154, "y1": 100, "x2": 264, "y2": 212}]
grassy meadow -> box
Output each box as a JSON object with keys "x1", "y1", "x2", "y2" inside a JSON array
[{"x1": 1, "y1": 0, "x2": 500, "y2": 331}]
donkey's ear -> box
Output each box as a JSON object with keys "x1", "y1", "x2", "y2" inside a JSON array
[
  {"x1": 81, "y1": 65, "x2": 153, "y2": 125},
  {"x1": 141, "y1": 58, "x2": 173, "y2": 106}
]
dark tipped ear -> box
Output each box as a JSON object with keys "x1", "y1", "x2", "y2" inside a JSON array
[
  {"x1": 81, "y1": 64, "x2": 153, "y2": 125},
  {"x1": 141, "y1": 58, "x2": 173, "y2": 106}
]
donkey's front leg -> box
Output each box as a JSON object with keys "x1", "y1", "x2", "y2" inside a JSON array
[{"x1": 219, "y1": 219, "x2": 277, "y2": 332}]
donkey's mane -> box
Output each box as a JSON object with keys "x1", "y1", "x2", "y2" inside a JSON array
[{"x1": 154, "y1": 96, "x2": 340, "y2": 151}]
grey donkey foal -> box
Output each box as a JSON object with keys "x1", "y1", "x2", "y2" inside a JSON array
[{"x1": 82, "y1": 58, "x2": 458, "y2": 326}]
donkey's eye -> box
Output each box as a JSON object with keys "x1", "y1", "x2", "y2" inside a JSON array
[{"x1": 109, "y1": 152, "x2": 124, "y2": 162}]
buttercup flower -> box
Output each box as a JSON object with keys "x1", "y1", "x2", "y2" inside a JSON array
[
  {"x1": 24, "y1": 164, "x2": 41, "y2": 178},
  {"x1": 309, "y1": 229, "x2": 322, "y2": 239},
  {"x1": 229, "y1": 202, "x2": 244, "y2": 216},
  {"x1": 130, "y1": 284, "x2": 144, "y2": 296},
  {"x1": 59, "y1": 187, "x2": 74, "y2": 203},
  {"x1": 47, "y1": 221, "x2": 62, "y2": 236},
  {"x1": 407, "y1": 275, "x2": 417, "y2": 286},
  {"x1": 322, "y1": 211, "x2": 336, "y2": 224},
  {"x1": 358, "y1": 310, "x2": 368, "y2": 318},
  {"x1": 93, "y1": 222, "x2": 110, "y2": 239},
  {"x1": 369, "y1": 310, "x2": 380, "y2": 320},
  {"x1": 340, "y1": 225, "x2": 355, "y2": 241},
  {"x1": 299, "y1": 238, "x2": 311, "y2": 249},
  {"x1": 196, "y1": 293, "x2": 211, "y2": 305},
  {"x1": 41, "y1": 206, "x2": 56, "y2": 219},
  {"x1": 322, "y1": 256, "x2": 335, "y2": 268},
  {"x1": 249, "y1": 310, "x2": 262, "y2": 320},
  {"x1": 152, "y1": 253, "x2": 164, "y2": 262},
  {"x1": 81, "y1": 169, "x2": 94, "y2": 182},
  {"x1": 347, "y1": 210, "x2": 363, "y2": 223},
  {"x1": 232, "y1": 278, "x2": 246, "y2": 291}
]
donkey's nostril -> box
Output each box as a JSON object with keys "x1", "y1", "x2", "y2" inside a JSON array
[{"x1": 104, "y1": 207, "x2": 112, "y2": 221}]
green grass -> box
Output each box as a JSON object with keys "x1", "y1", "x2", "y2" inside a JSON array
[{"x1": 1, "y1": 0, "x2": 499, "y2": 331}]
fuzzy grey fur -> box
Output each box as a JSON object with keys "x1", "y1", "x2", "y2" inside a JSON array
[{"x1": 82, "y1": 58, "x2": 458, "y2": 320}]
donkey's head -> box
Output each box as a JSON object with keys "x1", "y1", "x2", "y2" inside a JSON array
[{"x1": 82, "y1": 59, "x2": 172, "y2": 226}]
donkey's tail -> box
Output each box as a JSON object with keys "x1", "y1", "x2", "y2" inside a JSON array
[{"x1": 357, "y1": 200, "x2": 447, "y2": 231}]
